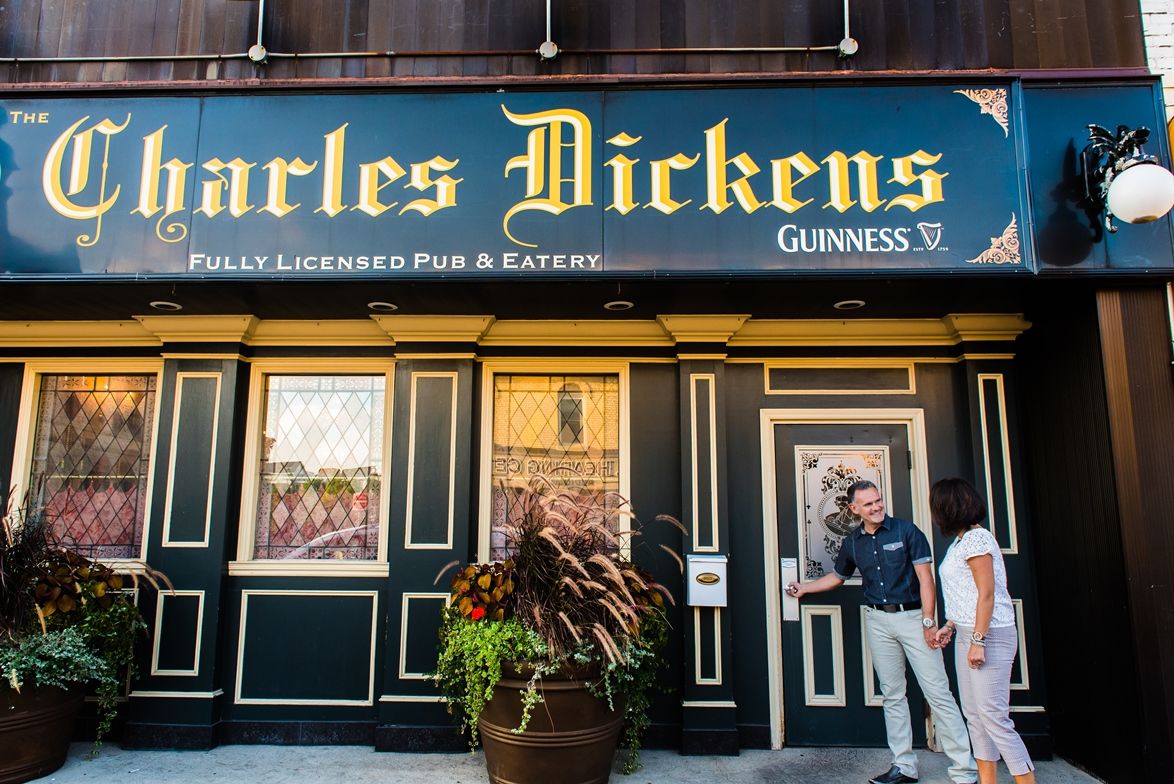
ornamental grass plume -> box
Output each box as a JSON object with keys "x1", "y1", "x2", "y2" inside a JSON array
[
  {"x1": 445, "y1": 474, "x2": 682, "y2": 662},
  {"x1": 433, "y1": 474, "x2": 685, "y2": 772}
]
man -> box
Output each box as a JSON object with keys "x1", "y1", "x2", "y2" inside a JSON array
[{"x1": 787, "y1": 480, "x2": 977, "y2": 784}]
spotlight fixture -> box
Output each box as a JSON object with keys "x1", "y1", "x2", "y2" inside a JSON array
[
  {"x1": 367, "y1": 301, "x2": 399, "y2": 312},
  {"x1": 603, "y1": 300, "x2": 634, "y2": 311},
  {"x1": 1082, "y1": 124, "x2": 1174, "y2": 232},
  {"x1": 833, "y1": 299, "x2": 866, "y2": 310},
  {"x1": 148, "y1": 300, "x2": 183, "y2": 311}
]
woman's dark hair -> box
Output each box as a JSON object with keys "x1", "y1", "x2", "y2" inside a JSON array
[{"x1": 929, "y1": 477, "x2": 987, "y2": 537}]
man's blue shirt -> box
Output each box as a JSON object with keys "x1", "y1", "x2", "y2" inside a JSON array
[{"x1": 832, "y1": 515, "x2": 933, "y2": 605}]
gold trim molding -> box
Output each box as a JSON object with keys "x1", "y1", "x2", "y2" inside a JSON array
[
  {"x1": 657, "y1": 314, "x2": 750, "y2": 343},
  {"x1": 372, "y1": 315, "x2": 495, "y2": 343},
  {"x1": 0, "y1": 313, "x2": 1031, "y2": 349},
  {"x1": 135, "y1": 315, "x2": 259, "y2": 343}
]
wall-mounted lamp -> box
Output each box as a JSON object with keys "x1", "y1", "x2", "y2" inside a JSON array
[{"x1": 1083, "y1": 124, "x2": 1174, "y2": 233}]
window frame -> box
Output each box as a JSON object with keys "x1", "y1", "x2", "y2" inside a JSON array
[
  {"x1": 230, "y1": 358, "x2": 394, "y2": 577},
  {"x1": 477, "y1": 360, "x2": 631, "y2": 564},
  {"x1": 8, "y1": 359, "x2": 165, "y2": 566}
]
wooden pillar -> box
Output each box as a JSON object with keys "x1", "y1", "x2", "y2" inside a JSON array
[{"x1": 1096, "y1": 286, "x2": 1174, "y2": 777}]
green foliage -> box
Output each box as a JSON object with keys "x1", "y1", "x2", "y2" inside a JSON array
[
  {"x1": 433, "y1": 607, "x2": 548, "y2": 747},
  {"x1": 592, "y1": 608, "x2": 670, "y2": 774},
  {"x1": 1, "y1": 489, "x2": 164, "y2": 749},
  {"x1": 1, "y1": 627, "x2": 111, "y2": 693}
]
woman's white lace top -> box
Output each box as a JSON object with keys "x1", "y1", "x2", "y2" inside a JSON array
[{"x1": 939, "y1": 527, "x2": 1016, "y2": 628}]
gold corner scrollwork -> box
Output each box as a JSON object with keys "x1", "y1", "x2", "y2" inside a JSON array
[
  {"x1": 966, "y1": 215, "x2": 1021, "y2": 265},
  {"x1": 954, "y1": 88, "x2": 1010, "y2": 138}
]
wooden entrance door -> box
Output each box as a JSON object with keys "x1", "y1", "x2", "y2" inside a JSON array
[{"x1": 762, "y1": 411, "x2": 933, "y2": 748}]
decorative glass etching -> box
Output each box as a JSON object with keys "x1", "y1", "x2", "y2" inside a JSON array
[
  {"x1": 30, "y1": 374, "x2": 158, "y2": 560},
  {"x1": 255, "y1": 375, "x2": 384, "y2": 560},
  {"x1": 490, "y1": 375, "x2": 620, "y2": 561},
  {"x1": 796, "y1": 447, "x2": 890, "y2": 582}
]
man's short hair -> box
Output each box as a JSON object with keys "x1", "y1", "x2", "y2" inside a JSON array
[{"x1": 846, "y1": 480, "x2": 878, "y2": 504}]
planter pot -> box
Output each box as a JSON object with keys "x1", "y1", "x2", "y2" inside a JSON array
[
  {"x1": 478, "y1": 663, "x2": 624, "y2": 784},
  {"x1": 0, "y1": 685, "x2": 85, "y2": 784}
]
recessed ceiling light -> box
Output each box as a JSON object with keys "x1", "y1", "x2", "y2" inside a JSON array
[
  {"x1": 367, "y1": 301, "x2": 399, "y2": 312},
  {"x1": 833, "y1": 299, "x2": 866, "y2": 310},
  {"x1": 149, "y1": 300, "x2": 183, "y2": 311},
  {"x1": 603, "y1": 300, "x2": 634, "y2": 311}
]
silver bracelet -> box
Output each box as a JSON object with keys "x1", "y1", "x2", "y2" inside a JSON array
[{"x1": 970, "y1": 639, "x2": 986, "y2": 647}]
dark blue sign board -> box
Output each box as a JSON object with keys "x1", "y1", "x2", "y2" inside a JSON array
[{"x1": 0, "y1": 85, "x2": 1032, "y2": 278}]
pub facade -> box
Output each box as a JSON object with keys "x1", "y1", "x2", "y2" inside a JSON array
[{"x1": 1, "y1": 3, "x2": 1172, "y2": 782}]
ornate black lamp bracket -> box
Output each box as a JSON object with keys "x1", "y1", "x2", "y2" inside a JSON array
[{"x1": 1082, "y1": 124, "x2": 1155, "y2": 233}]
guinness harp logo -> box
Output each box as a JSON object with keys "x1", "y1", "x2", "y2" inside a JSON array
[{"x1": 917, "y1": 222, "x2": 944, "y2": 251}]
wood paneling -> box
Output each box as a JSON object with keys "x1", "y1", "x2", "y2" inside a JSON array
[
  {"x1": 0, "y1": 0, "x2": 1148, "y2": 84},
  {"x1": 1018, "y1": 291, "x2": 1144, "y2": 781},
  {"x1": 1096, "y1": 287, "x2": 1174, "y2": 781}
]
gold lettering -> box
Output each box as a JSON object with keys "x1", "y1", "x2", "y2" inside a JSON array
[
  {"x1": 823, "y1": 151, "x2": 885, "y2": 213},
  {"x1": 400, "y1": 156, "x2": 462, "y2": 216},
  {"x1": 769, "y1": 152, "x2": 819, "y2": 213},
  {"x1": 702, "y1": 119, "x2": 763, "y2": 214},
  {"x1": 353, "y1": 157, "x2": 406, "y2": 217},
  {"x1": 501, "y1": 105, "x2": 592, "y2": 248},
  {"x1": 41, "y1": 114, "x2": 130, "y2": 246},
  {"x1": 605, "y1": 132, "x2": 641, "y2": 215},
  {"x1": 131, "y1": 126, "x2": 193, "y2": 243},
  {"x1": 196, "y1": 158, "x2": 255, "y2": 217},
  {"x1": 318, "y1": 124, "x2": 348, "y2": 216},
  {"x1": 260, "y1": 157, "x2": 318, "y2": 217},
  {"x1": 885, "y1": 150, "x2": 947, "y2": 212},
  {"x1": 647, "y1": 153, "x2": 700, "y2": 215}
]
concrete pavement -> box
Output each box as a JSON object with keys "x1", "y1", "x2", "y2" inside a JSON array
[{"x1": 34, "y1": 743, "x2": 1103, "y2": 783}]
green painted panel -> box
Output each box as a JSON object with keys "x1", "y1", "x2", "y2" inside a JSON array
[
  {"x1": 166, "y1": 375, "x2": 218, "y2": 544},
  {"x1": 239, "y1": 593, "x2": 376, "y2": 702},
  {"x1": 155, "y1": 593, "x2": 202, "y2": 673},
  {"x1": 693, "y1": 376, "x2": 715, "y2": 550},
  {"x1": 407, "y1": 375, "x2": 456, "y2": 547},
  {"x1": 402, "y1": 595, "x2": 447, "y2": 677},
  {"x1": 809, "y1": 613, "x2": 835, "y2": 697},
  {"x1": 768, "y1": 366, "x2": 911, "y2": 391},
  {"x1": 0, "y1": 363, "x2": 23, "y2": 494}
]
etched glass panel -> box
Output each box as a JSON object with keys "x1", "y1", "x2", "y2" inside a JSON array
[
  {"x1": 30, "y1": 374, "x2": 158, "y2": 560},
  {"x1": 490, "y1": 375, "x2": 620, "y2": 561},
  {"x1": 255, "y1": 374, "x2": 384, "y2": 560},
  {"x1": 796, "y1": 447, "x2": 890, "y2": 582}
]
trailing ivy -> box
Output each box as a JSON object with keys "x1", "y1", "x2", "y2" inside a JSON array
[
  {"x1": 591, "y1": 607, "x2": 670, "y2": 774},
  {"x1": 433, "y1": 607, "x2": 549, "y2": 748},
  {"x1": 0, "y1": 627, "x2": 111, "y2": 693}
]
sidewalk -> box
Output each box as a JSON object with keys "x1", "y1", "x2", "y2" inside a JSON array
[{"x1": 35, "y1": 744, "x2": 1102, "y2": 784}]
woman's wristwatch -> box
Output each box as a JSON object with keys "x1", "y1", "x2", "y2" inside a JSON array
[{"x1": 969, "y1": 630, "x2": 987, "y2": 647}]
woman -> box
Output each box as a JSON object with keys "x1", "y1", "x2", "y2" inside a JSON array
[{"x1": 930, "y1": 478, "x2": 1035, "y2": 784}]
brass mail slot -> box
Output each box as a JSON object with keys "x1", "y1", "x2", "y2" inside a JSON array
[{"x1": 695, "y1": 572, "x2": 721, "y2": 585}]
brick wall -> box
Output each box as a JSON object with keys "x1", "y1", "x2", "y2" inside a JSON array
[{"x1": 1143, "y1": 0, "x2": 1174, "y2": 120}]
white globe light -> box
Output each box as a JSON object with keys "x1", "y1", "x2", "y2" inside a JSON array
[{"x1": 1106, "y1": 162, "x2": 1174, "y2": 224}]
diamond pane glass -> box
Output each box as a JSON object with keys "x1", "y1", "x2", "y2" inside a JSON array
[
  {"x1": 30, "y1": 374, "x2": 158, "y2": 560},
  {"x1": 255, "y1": 375, "x2": 384, "y2": 560},
  {"x1": 490, "y1": 375, "x2": 620, "y2": 561}
]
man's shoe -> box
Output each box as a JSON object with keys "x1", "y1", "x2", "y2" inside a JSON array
[{"x1": 868, "y1": 766, "x2": 919, "y2": 784}]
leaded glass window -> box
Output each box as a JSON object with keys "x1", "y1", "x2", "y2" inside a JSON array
[
  {"x1": 254, "y1": 374, "x2": 384, "y2": 560},
  {"x1": 490, "y1": 374, "x2": 620, "y2": 561},
  {"x1": 29, "y1": 374, "x2": 158, "y2": 560}
]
